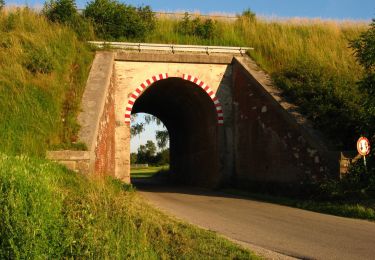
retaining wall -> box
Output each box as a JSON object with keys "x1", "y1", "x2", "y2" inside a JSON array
[
  {"x1": 231, "y1": 56, "x2": 340, "y2": 186},
  {"x1": 47, "y1": 52, "x2": 116, "y2": 176}
]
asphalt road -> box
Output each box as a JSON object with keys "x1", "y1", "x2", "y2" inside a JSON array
[{"x1": 134, "y1": 180, "x2": 375, "y2": 260}]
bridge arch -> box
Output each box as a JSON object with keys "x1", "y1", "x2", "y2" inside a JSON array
[
  {"x1": 126, "y1": 73, "x2": 223, "y2": 187},
  {"x1": 124, "y1": 73, "x2": 224, "y2": 125}
]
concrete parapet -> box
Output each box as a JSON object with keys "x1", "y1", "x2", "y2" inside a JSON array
[{"x1": 115, "y1": 51, "x2": 236, "y2": 64}]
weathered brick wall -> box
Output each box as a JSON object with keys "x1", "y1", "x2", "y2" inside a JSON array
[
  {"x1": 94, "y1": 74, "x2": 115, "y2": 176},
  {"x1": 232, "y1": 58, "x2": 336, "y2": 185}
]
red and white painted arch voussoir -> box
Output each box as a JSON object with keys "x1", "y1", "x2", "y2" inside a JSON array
[
  {"x1": 124, "y1": 73, "x2": 169, "y2": 123},
  {"x1": 124, "y1": 73, "x2": 224, "y2": 125},
  {"x1": 182, "y1": 74, "x2": 224, "y2": 125}
]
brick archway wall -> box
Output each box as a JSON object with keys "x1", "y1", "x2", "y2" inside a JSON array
[{"x1": 124, "y1": 73, "x2": 224, "y2": 125}]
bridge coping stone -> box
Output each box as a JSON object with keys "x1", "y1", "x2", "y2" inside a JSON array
[
  {"x1": 115, "y1": 51, "x2": 237, "y2": 64},
  {"x1": 77, "y1": 51, "x2": 114, "y2": 153}
]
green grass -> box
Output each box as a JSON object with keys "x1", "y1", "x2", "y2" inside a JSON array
[
  {"x1": 131, "y1": 165, "x2": 169, "y2": 177},
  {"x1": 223, "y1": 189, "x2": 375, "y2": 221},
  {"x1": 0, "y1": 154, "x2": 258, "y2": 259},
  {"x1": 0, "y1": 8, "x2": 93, "y2": 156}
]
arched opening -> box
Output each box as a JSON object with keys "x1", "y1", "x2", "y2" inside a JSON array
[
  {"x1": 127, "y1": 76, "x2": 222, "y2": 187},
  {"x1": 130, "y1": 113, "x2": 170, "y2": 179}
]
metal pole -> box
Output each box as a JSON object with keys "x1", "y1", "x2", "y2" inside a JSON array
[{"x1": 363, "y1": 155, "x2": 368, "y2": 173}]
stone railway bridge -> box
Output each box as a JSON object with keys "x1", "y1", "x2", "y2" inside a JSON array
[{"x1": 48, "y1": 47, "x2": 344, "y2": 188}]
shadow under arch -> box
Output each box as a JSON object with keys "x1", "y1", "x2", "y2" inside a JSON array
[{"x1": 127, "y1": 75, "x2": 223, "y2": 187}]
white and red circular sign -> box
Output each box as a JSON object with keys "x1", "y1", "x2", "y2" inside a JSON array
[{"x1": 357, "y1": 137, "x2": 370, "y2": 156}]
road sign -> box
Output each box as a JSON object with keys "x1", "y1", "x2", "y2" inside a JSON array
[{"x1": 357, "y1": 137, "x2": 370, "y2": 156}]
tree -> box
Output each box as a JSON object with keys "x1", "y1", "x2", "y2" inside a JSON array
[
  {"x1": 130, "y1": 152, "x2": 137, "y2": 164},
  {"x1": 351, "y1": 19, "x2": 375, "y2": 72},
  {"x1": 351, "y1": 19, "x2": 375, "y2": 136},
  {"x1": 43, "y1": 0, "x2": 77, "y2": 24},
  {"x1": 43, "y1": 0, "x2": 94, "y2": 40},
  {"x1": 0, "y1": 0, "x2": 4, "y2": 11},
  {"x1": 156, "y1": 130, "x2": 169, "y2": 150},
  {"x1": 84, "y1": 0, "x2": 155, "y2": 40},
  {"x1": 177, "y1": 12, "x2": 218, "y2": 39},
  {"x1": 136, "y1": 140, "x2": 156, "y2": 164},
  {"x1": 349, "y1": 17, "x2": 375, "y2": 187},
  {"x1": 130, "y1": 122, "x2": 144, "y2": 137},
  {"x1": 239, "y1": 8, "x2": 256, "y2": 22},
  {"x1": 145, "y1": 140, "x2": 156, "y2": 157}
]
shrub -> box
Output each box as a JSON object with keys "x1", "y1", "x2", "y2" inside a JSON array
[
  {"x1": 84, "y1": 0, "x2": 155, "y2": 40},
  {"x1": 351, "y1": 19, "x2": 375, "y2": 72},
  {"x1": 238, "y1": 8, "x2": 256, "y2": 22},
  {"x1": 350, "y1": 19, "x2": 375, "y2": 137},
  {"x1": 43, "y1": 0, "x2": 77, "y2": 24},
  {"x1": 137, "y1": 5, "x2": 155, "y2": 34},
  {"x1": 68, "y1": 14, "x2": 95, "y2": 40},
  {"x1": 177, "y1": 12, "x2": 218, "y2": 39},
  {"x1": 273, "y1": 61, "x2": 363, "y2": 149},
  {"x1": 43, "y1": 0, "x2": 94, "y2": 40}
]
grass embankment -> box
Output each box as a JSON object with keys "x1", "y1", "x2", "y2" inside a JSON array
[
  {"x1": 131, "y1": 165, "x2": 169, "y2": 177},
  {"x1": 0, "y1": 154, "x2": 257, "y2": 259},
  {"x1": 146, "y1": 17, "x2": 367, "y2": 149},
  {"x1": 0, "y1": 9, "x2": 93, "y2": 156}
]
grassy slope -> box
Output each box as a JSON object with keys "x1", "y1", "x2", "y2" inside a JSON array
[
  {"x1": 0, "y1": 154, "x2": 257, "y2": 259},
  {"x1": 131, "y1": 166, "x2": 169, "y2": 177},
  {"x1": 146, "y1": 17, "x2": 367, "y2": 149},
  {"x1": 0, "y1": 9, "x2": 92, "y2": 156},
  {"x1": 147, "y1": 17, "x2": 364, "y2": 75}
]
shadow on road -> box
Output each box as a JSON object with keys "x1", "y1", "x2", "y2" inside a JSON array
[{"x1": 131, "y1": 173, "x2": 267, "y2": 204}]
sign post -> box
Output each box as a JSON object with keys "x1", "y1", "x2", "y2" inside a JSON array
[{"x1": 357, "y1": 136, "x2": 370, "y2": 172}]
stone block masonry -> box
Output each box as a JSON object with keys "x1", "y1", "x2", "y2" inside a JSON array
[{"x1": 46, "y1": 150, "x2": 90, "y2": 173}]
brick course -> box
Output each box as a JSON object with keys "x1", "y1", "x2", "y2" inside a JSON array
[{"x1": 94, "y1": 74, "x2": 116, "y2": 175}]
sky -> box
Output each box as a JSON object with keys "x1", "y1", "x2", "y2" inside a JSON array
[
  {"x1": 9, "y1": 0, "x2": 375, "y2": 20},
  {"x1": 130, "y1": 113, "x2": 168, "y2": 153},
  {"x1": 125, "y1": 0, "x2": 374, "y2": 20}
]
